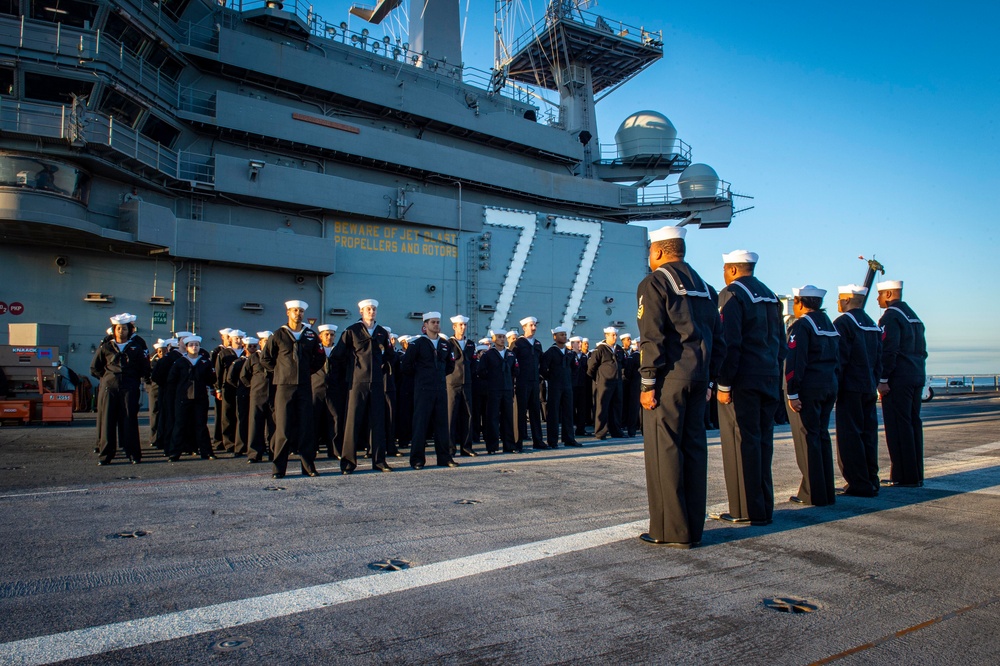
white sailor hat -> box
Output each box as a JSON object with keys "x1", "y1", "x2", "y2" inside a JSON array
[
  {"x1": 490, "y1": 329, "x2": 507, "y2": 337},
  {"x1": 182, "y1": 335, "x2": 202, "y2": 345},
  {"x1": 551, "y1": 326, "x2": 568, "y2": 335},
  {"x1": 244, "y1": 337, "x2": 259, "y2": 345},
  {"x1": 582, "y1": 337, "x2": 589, "y2": 342},
  {"x1": 219, "y1": 328, "x2": 233, "y2": 336},
  {"x1": 603, "y1": 326, "x2": 618, "y2": 334},
  {"x1": 647, "y1": 225, "x2": 686, "y2": 242},
  {"x1": 256, "y1": 330, "x2": 273, "y2": 339},
  {"x1": 285, "y1": 300, "x2": 308, "y2": 310},
  {"x1": 450, "y1": 315, "x2": 470, "y2": 324},
  {"x1": 230, "y1": 330, "x2": 246, "y2": 338},
  {"x1": 358, "y1": 298, "x2": 378, "y2": 309},
  {"x1": 569, "y1": 335, "x2": 582, "y2": 342},
  {"x1": 153, "y1": 339, "x2": 168, "y2": 349},
  {"x1": 175, "y1": 331, "x2": 193, "y2": 340},
  {"x1": 110, "y1": 313, "x2": 136, "y2": 325},
  {"x1": 478, "y1": 337, "x2": 490, "y2": 345},
  {"x1": 519, "y1": 316, "x2": 538, "y2": 326},
  {"x1": 876, "y1": 279, "x2": 903, "y2": 291},
  {"x1": 837, "y1": 284, "x2": 868, "y2": 296},
  {"x1": 505, "y1": 330, "x2": 517, "y2": 338},
  {"x1": 422, "y1": 311, "x2": 442, "y2": 321},
  {"x1": 475, "y1": 344, "x2": 489, "y2": 352},
  {"x1": 619, "y1": 332, "x2": 632, "y2": 339},
  {"x1": 106, "y1": 327, "x2": 113, "y2": 335},
  {"x1": 383, "y1": 326, "x2": 392, "y2": 334},
  {"x1": 722, "y1": 249, "x2": 759, "y2": 264},
  {"x1": 164, "y1": 338, "x2": 179, "y2": 347},
  {"x1": 792, "y1": 285, "x2": 827, "y2": 298},
  {"x1": 317, "y1": 324, "x2": 338, "y2": 333}
]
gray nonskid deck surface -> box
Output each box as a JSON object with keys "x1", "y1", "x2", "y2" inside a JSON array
[{"x1": 0, "y1": 395, "x2": 998, "y2": 665}]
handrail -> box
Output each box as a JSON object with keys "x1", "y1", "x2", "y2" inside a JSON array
[
  {"x1": 624, "y1": 180, "x2": 733, "y2": 207},
  {"x1": 0, "y1": 98, "x2": 214, "y2": 185},
  {"x1": 1, "y1": 16, "x2": 180, "y2": 106},
  {"x1": 599, "y1": 137, "x2": 692, "y2": 163}
]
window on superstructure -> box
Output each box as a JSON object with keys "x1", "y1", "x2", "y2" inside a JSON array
[
  {"x1": 30, "y1": 0, "x2": 98, "y2": 28},
  {"x1": 0, "y1": 0, "x2": 18, "y2": 17},
  {"x1": 0, "y1": 68, "x2": 13, "y2": 96},
  {"x1": 23, "y1": 72, "x2": 93, "y2": 104},
  {"x1": 98, "y1": 88, "x2": 143, "y2": 127},
  {"x1": 144, "y1": 47, "x2": 183, "y2": 82},
  {"x1": 103, "y1": 13, "x2": 146, "y2": 55},
  {"x1": 140, "y1": 114, "x2": 180, "y2": 147},
  {"x1": 159, "y1": 0, "x2": 192, "y2": 22}
]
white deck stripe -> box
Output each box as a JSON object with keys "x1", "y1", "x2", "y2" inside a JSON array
[
  {"x1": 0, "y1": 519, "x2": 647, "y2": 666},
  {"x1": 0, "y1": 489, "x2": 89, "y2": 499},
  {"x1": 4, "y1": 441, "x2": 999, "y2": 665}
]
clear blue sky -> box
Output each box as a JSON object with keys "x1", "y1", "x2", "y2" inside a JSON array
[{"x1": 322, "y1": 1, "x2": 1000, "y2": 375}]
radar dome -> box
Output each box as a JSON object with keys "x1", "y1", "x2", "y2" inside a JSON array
[
  {"x1": 615, "y1": 111, "x2": 677, "y2": 158},
  {"x1": 678, "y1": 163, "x2": 721, "y2": 200}
]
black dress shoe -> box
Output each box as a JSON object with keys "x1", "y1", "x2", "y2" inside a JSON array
[
  {"x1": 460, "y1": 450, "x2": 478, "y2": 457},
  {"x1": 341, "y1": 469, "x2": 354, "y2": 476},
  {"x1": 564, "y1": 441, "x2": 583, "y2": 447},
  {"x1": 440, "y1": 461, "x2": 459, "y2": 468},
  {"x1": 247, "y1": 458, "x2": 261, "y2": 464},
  {"x1": 410, "y1": 463, "x2": 425, "y2": 470},
  {"x1": 750, "y1": 519, "x2": 773, "y2": 526},
  {"x1": 131, "y1": 459, "x2": 141, "y2": 465},
  {"x1": 168, "y1": 456, "x2": 180, "y2": 462},
  {"x1": 302, "y1": 468, "x2": 319, "y2": 477},
  {"x1": 374, "y1": 464, "x2": 394, "y2": 472},
  {"x1": 97, "y1": 460, "x2": 109, "y2": 466},
  {"x1": 201, "y1": 455, "x2": 217, "y2": 460},
  {"x1": 710, "y1": 512, "x2": 750, "y2": 524},
  {"x1": 272, "y1": 473, "x2": 285, "y2": 479},
  {"x1": 232, "y1": 453, "x2": 245, "y2": 458},
  {"x1": 390, "y1": 452, "x2": 404, "y2": 457},
  {"x1": 640, "y1": 533, "x2": 694, "y2": 549},
  {"x1": 789, "y1": 495, "x2": 804, "y2": 504}
]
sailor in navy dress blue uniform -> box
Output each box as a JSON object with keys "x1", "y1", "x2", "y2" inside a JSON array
[
  {"x1": 714, "y1": 250, "x2": 785, "y2": 525},
  {"x1": 477, "y1": 330, "x2": 518, "y2": 454},
  {"x1": 167, "y1": 335, "x2": 216, "y2": 461},
  {"x1": 540, "y1": 326, "x2": 580, "y2": 448},
  {"x1": 260, "y1": 300, "x2": 326, "y2": 478},
  {"x1": 833, "y1": 284, "x2": 882, "y2": 496},
  {"x1": 91, "y1": 312, "x2": 151, "y2": 465},
  {"x1": 587, "y1": 327, "x2": 625, "y2": 440},
  {"x1": 636, "y1": 225, "x2": 723, "y2": 548},
  {"x1": 512, "y1": 316, "x2": 545, "y2": 450},
  {"x1": 784, "y1": 285, "x2": 841, "y2": 507},
  {"x1": 402, "y1": 312, "x2": 458, "y2": 469},
  {"x1": 331, "y1": 298, "x2": 394, "y2": 474},
  {"x1": 875, "y1": 279, "x2": 928, "y2": 487},
  {"x1": 447, "y1": 315, "x2": 478, "y2": 457}
]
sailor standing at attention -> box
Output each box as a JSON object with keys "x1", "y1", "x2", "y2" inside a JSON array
[
  {"x1": 833, "y1": 285, "x2": 883, "y2": 496},
  {"x1": 91, "y1": 313, "x2": 151, "y2": 465},
  {"x1": 403, "y1": 312, "x2": 458, "y2": 469},
  {"x1": 636, "y1": 225, "x2": 723, "y2": 548},
  {"x1": 784, "y1": 286, "x2": 841, "y2": 507},
  {"x1": 313, "y1": 324, "x2": 340, "y2": 461},
  {"x1": 478, "y1": 329, "x2": 518, "y2": 454},
  {"x1": 447, "y1": 314, "x2": 478, "y2": 457},
  {"x1": 587, "y1": 327, "x2": 625, "y2": 440},
  {"x1": 712, "y1": 250, "x2": 785, "y2": 527},
  {"x1": 619, "y1": 332, "x2": 641, "y2": 438},
  {"x1": 540, "y1": 326, "x2": 581, "y2": 448},
  {"x1": 242, "y1": 330, "x2": 275, "y2": 463},
  {"x1": 331, "y1": 298, "x2": 394, "y2": 474},
  {"x1": 260, "y1": 300, "x2": 325, "y2": 479},
  {"x1": 875, "y1": 279, "x2": 928, "y2": 487},
  {"x1": 511, "y1": 316, "x2": 544, "y2": 451}
]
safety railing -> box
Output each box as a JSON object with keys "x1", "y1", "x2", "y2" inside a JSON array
[
  {"x1": 928, "y1": 376, "x2": 1000, "y2": 393},
  {"x1": 623, "y1": 180, "x2": 733, "y2": 207},
  {"x1": 178, "y1": 87, "x2": 217, "y2": 116},
  {"x1": 504, "y1": 5, "x2": 663, "y2": 61},
  {"x1": 599, "y1": 137, "x2": 692, "y2": 164},
  {"x1": 0, "y1": 98, "x2": 214, "y2": 185},
  {"x1": 1, "y1": 16, "x2": 180, "y2": 106}
]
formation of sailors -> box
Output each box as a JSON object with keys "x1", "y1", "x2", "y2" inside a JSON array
[
  {"x1": 90, "y1": 300, "x2": 650, "y2": 476},
  {"x1": 636, "y1": 225, "x2": 927, "y2": 549},
  {"x1": 89, "y1": 232, "x2": 928, "y2": 549}
]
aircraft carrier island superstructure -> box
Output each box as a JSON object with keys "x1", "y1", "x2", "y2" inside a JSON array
[{"x1": 0, "y1": 0, "x2": 743, "y2": 358}]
